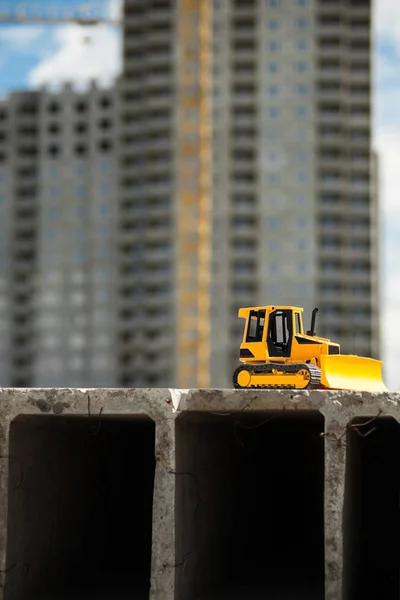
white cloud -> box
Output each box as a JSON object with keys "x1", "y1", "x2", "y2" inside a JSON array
[
  {"x1": 374, "y1": 0, "x2": 400, "y2": 38},
  {"x1": 372, "y1": 125, "x2": 400, "y2": 389},
  {"x1": 0, "y1": 25, "x2": 46, "y2": 51},
  {"x1": 107, "y1": 0, "x2": 123, "y2": 21},
  {"x1": 374, "y1": 126, "x2": 400, "y2": 215},
  {"x1": 28, "y1": 22, "x2": 122, "y2": 89}
]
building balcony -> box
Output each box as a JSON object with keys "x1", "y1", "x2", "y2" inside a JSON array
[
  {"x1": 349, "y1": 28, "x2": 370, "y2": 41},
  {"x1": 233, "y1": 93, "x2": 256, "y2": 106},
  {"x1": 318, "y1": 88, "x2": 342, "y2": 100},
  {"x1": 146, "y1": 73, "x2": 173, "y2": 89},
  {"x1": 318, "y1": 24, "x2": 343, "y2": 37},
  {"x1": 349, "y1": 70, "x2": 370, "y2": 84},
  {"x1": 146, "y1": 31, "x2": 172, "y2": 45},
  {"x1": 348, "y1": 181, "x2": 370, "y2": 195},
  {"x1": 230, "y1": 224, "x2": 257, "y2": 238},
  {"x1": 142, "y1": 228, "x2": 172, "y2": 242},
  {"x1": 231, "y1": 114, "x2": 256, "y2": 128},
  {"x1": 230, "y1": 49, "x2": 255, "y2": 62},
  {"x1": 347, "y1": 113, "x2": 371, "y2": 128},
  {"x1": 317, "y1": 67, "x2": 343, "y2": 83},
  {"x1": 124, "y1": 36, "x2": 146, "y2": 51},
  {"x1": 232, "y1": 70, "x2": 257, "y2": 85},
  {"x1": 146, "y1": 94, "x2": 173, "y2": 109},
  {"x1": 145, "y1": 118, "x2": 173, "y2": 134},
  {"x1": 319, "y1": 111, "x2": 343, "y2": 125},
  {"x1": 318, "y1": 156, "x2": 345, "y2": 169},
  {"x1": 318, "y1": 132, "x2": 343, "y2": 146},
  {"x1": 146, "y1": 50, "x2": 173, "y2": 68},
  {"x1": 319, "y1": 245, "x2": 341, "y2": 259},
  {"x1": 233, "y1": 6, "x2": 257, "y2": 18},
  {"x1": 232, "y1": 29, "x2": 256, "y2": 42},
  {"x1": 232, "y1": 135, "x2": 257, "y2": 149}
]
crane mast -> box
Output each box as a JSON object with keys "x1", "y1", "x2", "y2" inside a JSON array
[{"x1": 177, "y1": 0, "x2": 212, "y2": 389}]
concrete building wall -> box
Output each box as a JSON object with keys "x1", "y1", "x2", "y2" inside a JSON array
[
  {"x1": 2, "y1": 92, "x2": 40, "y2": 387},
  {"x1": 0, "y1": 100, "x2": 13, "y2": 385},
  {"x1": 0, "y1": 85, "x2": 118, "y2": 388},
  {"x1": 34, "y1": 83, "x2": 118, "y2": 387},
  {"x1": 211, "y1": 0, "x2": 318, "y2": 385},
  {"x1": 315, "y1": 0, "x2": 376, "y2": 358},
  {"x1": 117, "y1": 0, "x2": 178, "y2": 387}
]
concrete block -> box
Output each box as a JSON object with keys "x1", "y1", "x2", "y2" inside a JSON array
[{"x1": 0, "y1": 387, "x2": 398, "y2": 600}]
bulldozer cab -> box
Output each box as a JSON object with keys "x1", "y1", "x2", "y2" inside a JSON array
[{"x1": 239, "y1": 306, "x2": 304, "y2": 361}]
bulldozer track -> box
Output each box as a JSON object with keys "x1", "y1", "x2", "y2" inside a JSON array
[{"x1": 232, "y1": 362, "x2": 322, "y2": 390}]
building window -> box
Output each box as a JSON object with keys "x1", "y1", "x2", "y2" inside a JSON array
[
  {"x1": 295, "y1": 61, "x2": 307, "y2": 72},
  {"x1": 268, "y1": 63, "x2": 278, "y2": 73},
  {"x1": 298, "y1": 262, "x2": 307, "y2": 273},
  {"x1": 296, "y1": 106, "x2": 308, "y2": 117},
  {"x1": 48, "y1": 102, "x2": 60, "y2": 114},
  {"x1": 269, "y1": 262, "x2": 278, "y2": 273},
  {"x1": 75, "y1": 123, "x2": 87, "y2": 135},
  {"x1": 296, "y1": 17, "x2": 309, "y2": 29},
  {"x1": 99, "y1": 96, "x2": 111, "y2": 109},
  {"x1": 75, "y1": 144, "x2": 87, "y2": 156},
  {"x1": 268, "y1": 240, "x2": 278, "y2": 252},
  {"x1": 99, "y1": 140, "x2": 112, "y2": 153},
  {"x1": 296, "y1": 39, "x2": 308, "y2": 50},
  {"x1": 101, "y1": 182, "x2": 111, "y2": 195},
  {"x1": 296, "y1": 84, "x2": 309, "y2": 94},
  {"x1": 47, "y1": 145, "x2": 60, "y2": 157},
  {"x1": 99, "y1": 204, "x2": 110, "y2": 216},
  {"x1": 268, "y1": 106, "x2": 279, "y2": 117},
  {"x1": 75, "y1": 101, "x2": 87, "y2": 114},
  {"x1": 267, "y1": 173, "x2": 278, "y2": 185},
  {"x1": 267, "y1": 217, "x2": 279, "y2": 229},
  {"x1": 298, "y1": 239, "x2": 307, "y2": 250},
  {"x1": 268, "y1": 40, "x2": 279, "y2": 51},
  {"x1": 297, "y1": 171, "x2": 307, "y2": 183},
  {"x1": 297, "y1": 217, "x2": 307, "y2": 228}
]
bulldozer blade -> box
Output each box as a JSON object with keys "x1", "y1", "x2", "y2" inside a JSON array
[{"x1": 320, "y1": 354, "x2": 387, "y2": 392}]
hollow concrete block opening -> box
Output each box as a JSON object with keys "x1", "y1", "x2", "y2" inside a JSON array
[
  {"x1": 344, "y1": 416, "x2": 400, "y2": 600},
  {"x1": 5, "y1": 414, "x2": 156, "y2": 600},
  {"x1": 175, "y1": 410, "x2": 325, "y2": 600}
]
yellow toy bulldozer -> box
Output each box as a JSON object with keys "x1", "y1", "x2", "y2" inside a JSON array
[{"x1": 233, "y1": 305, "x2": 387, "y2": 392}]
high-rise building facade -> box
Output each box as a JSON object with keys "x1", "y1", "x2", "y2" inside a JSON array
[
  {"x1": 0, "y1": 0, "x2": 378, "y2": 389},
  {"x1": 0, "y1": 84, "x2": 119, "y2": 387}
]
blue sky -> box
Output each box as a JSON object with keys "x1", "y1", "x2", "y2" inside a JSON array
[{"x1": 0, "y1": 0, "x2": 399, "y2": 388}]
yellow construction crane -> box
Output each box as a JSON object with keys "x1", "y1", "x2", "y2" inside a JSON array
[
  {"x1": 177, "y1": 0, "x2": 212, "y2": 389},
  {"x1": 0, "y1": 2, "x2": 120, "y2": 25}
]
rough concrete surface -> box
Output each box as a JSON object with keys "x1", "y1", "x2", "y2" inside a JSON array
[{"x1": 0, "y1": 387, "x2": 399, "y2": 600}]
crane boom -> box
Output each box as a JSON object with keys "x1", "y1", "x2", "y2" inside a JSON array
[
  {"x1": 0, "y1": 2, "x2": 120, "y2": 25},
  {"x1": 0, "y1": 15, "x2": 119, "y2": 25}
]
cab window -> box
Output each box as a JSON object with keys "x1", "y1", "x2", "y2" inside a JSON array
[
  {"x1": 295, "y1": 312, "x2": 302, "y2": 334},
  {"x1": 246, "y1": 310, "x2": 266, "y2": 342}
]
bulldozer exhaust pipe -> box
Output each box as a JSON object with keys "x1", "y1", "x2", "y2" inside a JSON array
[{"x1": 309, "y1": 307, "x2": 318, "y2": 337}]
